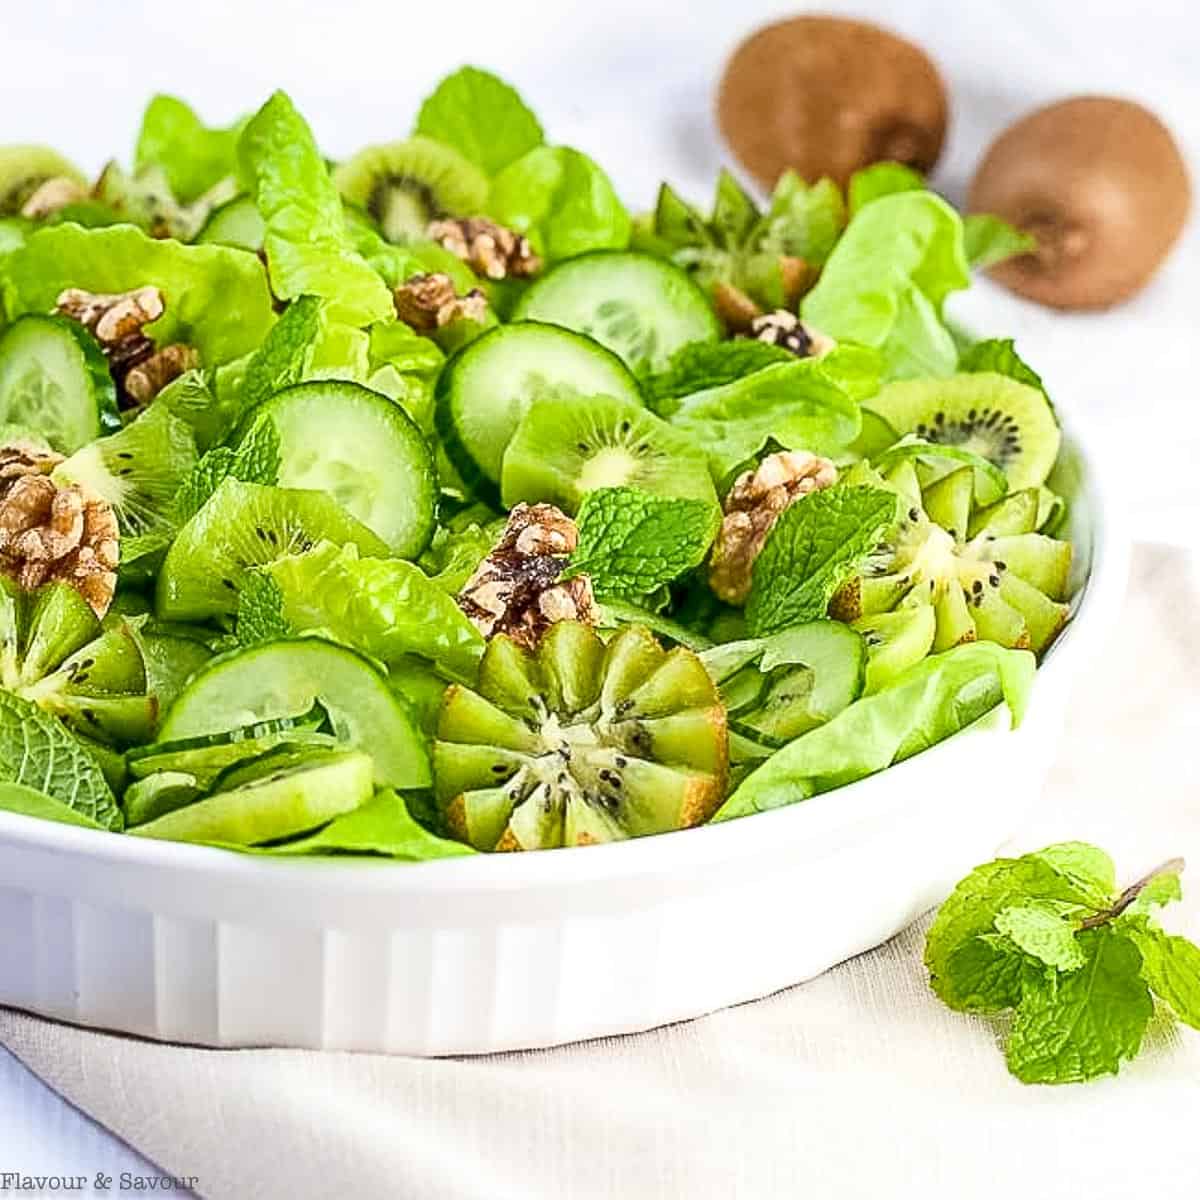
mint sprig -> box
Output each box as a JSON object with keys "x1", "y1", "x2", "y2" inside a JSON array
[
  {"x1": 566, "y1": 487, "x2": 719, "y2": 602},
  {"x1": 926, "y1": 845, "x2": 1200, "y2": 1084}
]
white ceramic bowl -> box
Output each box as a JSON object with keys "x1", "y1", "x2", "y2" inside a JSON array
[{"x1": 0, "y1": 428, "x2": 1125, "y2": 1054}]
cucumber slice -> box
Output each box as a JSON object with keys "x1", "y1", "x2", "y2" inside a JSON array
[
  {"x1": 195, "y1": 196, "x2": 265, "y2": 252},
  {"x1": 123, "y1": 770, "x2": 204, "y2": 827},
  {"x1": 128, "y1": 750, "x2": 374, "y2": 846},
  {"x1": 513, "y1": 251, "x2": 720, "y2": 375},
  {"x1": 157, "y1": 639, "x2": 430, "y2": 789},
  {"x1": 0, "y1": 315, "x2": 119, "y2": 451},
  {"x1": 434, "y1": 321, "x2": 642, "y2": 491},
  {"x1": 244, "y1": 381, "x2": 436, "y2": 558},
  {"x1": 128, "y1": 725, "x2": 335, "y2": 789}
]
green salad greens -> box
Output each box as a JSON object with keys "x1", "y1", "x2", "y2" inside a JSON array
[{"x1": 0, "y1": 68, "x2": 1074, "y2": 857}]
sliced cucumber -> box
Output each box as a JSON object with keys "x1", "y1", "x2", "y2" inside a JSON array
[
  {"x1": 244, "y1": 381, "x2": 437, "y2": 558},
  {"x1": 434, "y1": 321, "x2": 642, "y2": 491},
  {"x1": 157, "y1": 639, "x2": 430, "y2": 789},
  {"x1": 128, "y1": 750, "x2": 374, "y2": 846},
  {"x1": 0, "y1": 315, "x2": 119, "y2": 451},
  {"x1": 123, "y1": 771, "x2": 204, "y2": 827},
  {"x1": 513, "y1": 251, "x2": 720, "y2": 376},
  {"x1": 195, "y1": 196, "x2": 265, "y2": 252}
]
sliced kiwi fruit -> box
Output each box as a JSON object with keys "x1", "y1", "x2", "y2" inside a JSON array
[
  {"x1": 969, "y1": 97, "x2": 1191, "y2": 309},
  {"x1": 865, "y1": 373, "x2": 1060, "y2": 492},
  {"x1": 0, "y1": 579, "x2": 158, "y2": 745},
  {"x1": 718, "y1": 16, "x2": 948, "y2": 188},
  {"x1": 155, "y1": 478, "x2": 388, "y2": 623},
  {"x1": 333, "y1": 137, "x2": 489, "y2": 244},
  {"x1": 500, "y1": 393, "x2": 718, "y2": 513},
  {"x1": 831, "y1": 463, "x2": 1071, "y2": 657},
  {"x1": 0, "y1": 146, "x2": 86, "y2": 214},
  {"x1": 434, "y1": 622, "x2": 728, "y2": 850}
]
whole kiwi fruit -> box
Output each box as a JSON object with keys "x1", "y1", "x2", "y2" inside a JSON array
[
  {"x1": 717, "y1": 16, "x2": 949, "y2": 188},
  {"x1": 970, "y1": 97, "x2": 1191, "y2": 309}
]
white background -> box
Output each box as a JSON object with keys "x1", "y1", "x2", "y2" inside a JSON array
[{"x1": 2, "y1": 0, "x2": 1198, "y2": 1190}]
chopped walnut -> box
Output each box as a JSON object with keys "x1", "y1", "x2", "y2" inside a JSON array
[
  {"x1": 457, "y1": 503, "x2": 597, "y2": 648},
  {"x1": 709, "y1": 450, "x2": 839, "y2": 605},
  {"x1": 20, "y1": 176, "x2": 87, "y2": 219},
  {"x1": 56, "y1": 285, "x2": 164, "y2": 346},
  {"x1": 0, "y1": 444, "x2": 119, "y2": 617},
  {"x1": 427, "y1": 217, "x2": 542, "y2": 280},
  {"x1": 394, "y1": 273, "x2": 489, "y2": 334},
  {"x1": 748, "y1": 310, "x2": 836, "y2": 358},
  {"x1": 123, "y1": 344, "x2": 201, "y2": 407}
]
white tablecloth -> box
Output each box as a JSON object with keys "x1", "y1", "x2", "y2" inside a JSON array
[{"x1": 2, "y1": 1, "x2": 1199, "y2": 1194}]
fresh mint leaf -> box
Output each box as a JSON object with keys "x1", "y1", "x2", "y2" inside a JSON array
[
  {"x1": 716, "y1": 642, "x2": 1033, "y2": 821},
  {"x1": 746, "y1": 485, "x2": 898, "y2": 636},
  {"x1": 175, "y1": 419, "x2": 279, "y2": 522},
  {"x1": 1027, "y1": 842, "x2": 1116, "y2": 909},
  {"x1": 235, "y1": 571, "x2": 289, "y2": 646},
  {"x1": 488, "y1": 145, "x2": 630, "y2": 262},
  {"x1": 994, "y1": 902, "x2": 1087, "y2": 971},
  {"x1": 801, "y1": 191, "x2": 968, "y2": 380},
  {"x1": 0, "y1": 781, "x2": 105, "y2": 831},
  {"x1": 240, "y1": 295, "x2": 324, "y2": 416},
  {"x1": 644, "y1": 340, "x2": 793, "y2": 415},
  {"x1": 135, "y1": 94, "x2": 246, "y2": 203},
  {"x1": 239, "y1": 91, "x2": 392, "y2": 326},
  {"x1": 959, "y1": 337, "x2": 1046, "y2": 397},
  {"x1": 1125, "y1": 864, "x2": 1184, "y2": 916},
  {"x1": 847, "y1": 162, "x2": 925, "y2": 216},
  {"x1": 963, "y1": 213, "x2": 1036, "y2": 270},
  {"x1": 0, "y1": 691, "x2": 121, "y2": 831},
  {"x1": 416, "y1": 67, "x2": 544, "y2": 176},
  {"x1": 1123, "y1": 923, "x2": 1200, "y2": 1030},
  {"x1": 566, "y1": 488, "x2": 719, "y2": 601},
  {"x1": 942, "y1": 933, "x2": 1028, "y2": 1013},
  {"x1": 1006, "y1": 926, "x2": 1153, "y2": 1084}
]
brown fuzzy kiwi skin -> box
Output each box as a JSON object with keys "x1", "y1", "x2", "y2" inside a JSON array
[
  {"x1": 717, "y1": 16, "x2": 949, "y2": 189},
  {"x1": 969, "y1": 97, "x2": 1191, "y2": 310}
]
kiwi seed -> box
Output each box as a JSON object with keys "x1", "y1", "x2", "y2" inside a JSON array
[
  {"x1": 969, "y1": 96, "x2": 1191, "y2": 309},
  {"x1": 717, "y1": 16, "x2": 948, "y2": 188}
]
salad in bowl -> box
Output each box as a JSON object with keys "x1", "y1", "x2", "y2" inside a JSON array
[{"x1": 0, "y1": 68, "x2": 1073, "y2": 860}]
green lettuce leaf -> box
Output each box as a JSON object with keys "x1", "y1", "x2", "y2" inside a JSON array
[
  {"x1": 801, "y1": 191, "x2": 969, "y2": 380},
  {"x1": 644, "y1": 340, "x2": 794, "y2": 415},
  {"x1": 0, "y1": 690, "x2": 121, "y2": 831},
  {"x1": 264, "y1": 789, "x2": 474, "y2": 859},
  {"x1": 847, "y1": 162, "x2": 925, "y2": 216},
  {"x1": 745, "y1": 485, "x2": 898, "y2": 636},
  {"x1": 1006, "y1": 926, "x2": 1153, "y2": 1084},
  {"x1": 566, "y1": 487, "x2": 719, "y2": 600},
  {"x1": 754, "y1": 171, "x2": 845, "y2": 266},
  {"x1": 963, "y1": 213, "x2": 1036, "y2": 269},
  {"x1": 262, "y1": 541, "x2": 484, "y2": 681},
  {"x1": 419, "y1": 520, "x2": 500, "y2": 593},
  {"x1": 715, "y1": 642, "x2": 1035, "y2": 820},
  {"x1": 238, "y1": 91, "x2": 393, "y2": 326},
  {"x1": 487, "y1": 145, "x2": 630, "y2": 261},
  {"x1": 416, "y1": 66, "x2": 544, "y2": 176},
  {"x1": 135, "y1": 95, "x2": 246, "y2": 203},
  {"x1": 3, "y1": 223, "x2": 274, "y2": 363}
]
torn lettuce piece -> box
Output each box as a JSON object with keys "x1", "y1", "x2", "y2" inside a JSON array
[{"x1": 135, "y1": 94, "x2": 247, "y2": 204}]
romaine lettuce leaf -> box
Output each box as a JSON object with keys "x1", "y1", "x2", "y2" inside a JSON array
[
  {"x1": 802, "y1": 191, "x2": 969, "y2": 380},
  {"x1": 714, "y1": 642, "x2": 1035, "y2": 820},
  {"x1": 135, "y1": 95, "x2": 246, "y2": 203},
  {"x1": 238, "y1": 91, "x2": 393, "y2": 327},
  {"x1": 416, "y1": 66, "x2": 544, "y2": 176},
  {"x1": 3, "y1": 223, "x2": 274, "y2": 363},
  {"x1": 487, "y1": 145, "x2": 630, "y2": 261},
  {"x1": 263, "y1": 541, "x2": 484, "y2": 682}
]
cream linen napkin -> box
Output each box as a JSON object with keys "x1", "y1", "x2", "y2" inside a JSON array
[{"x1": 3, "y1": 544, "x2": 1199, "y2": 1200}]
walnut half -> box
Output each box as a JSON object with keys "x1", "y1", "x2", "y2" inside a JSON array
[
  {"x1": 394, "y1": 273, "x2": 489, "y2": 334},
  {"x1": 427, "y1": 217, "x2": 541, "y2": 280},
  {"x1": 457, "y1": 503, "x2": 597, "y2": 648},
  {"x1": 0, "y1": 443, "x2": 119, "y2": 617},
  {"x1": 709, "y1": 450, "x2": 839, "y2": 605}
]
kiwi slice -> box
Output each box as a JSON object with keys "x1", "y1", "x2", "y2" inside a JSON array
[
  {"x1": 434, "y1": 622, "x2": 728, "y2": 850},
  {"x1": 333, "y1": 137, "x2": 489, "y2": 243},
  {"x1": 831, "y1": 463, "x2": 1071, "y2": 656},
  {"x1": 500, "y1": 393, "x2": 717, "y2": 513},
  {"x1": 865, "y1": 373, "x2": 1060, "y2": 491},
  {"x1": 155, "y1": 478, "x2": 387, "y2": 623},
  {"x1": 0, "y1": 146, "x2": 86, "y2": 214}
]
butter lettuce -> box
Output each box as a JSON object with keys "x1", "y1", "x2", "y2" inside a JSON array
[
  {"x1": 715, "y1": 642, "x2": 1035, "y2": 820},
  {"x1": 135, "y1": 95, "x2": 247, "y2": 203},
  {"x1": 238, "y1": 91, "x2": 393, "y2": 326},
  {"x1": 3, "y1": 223, "x2": 274, "y2": 363}
]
